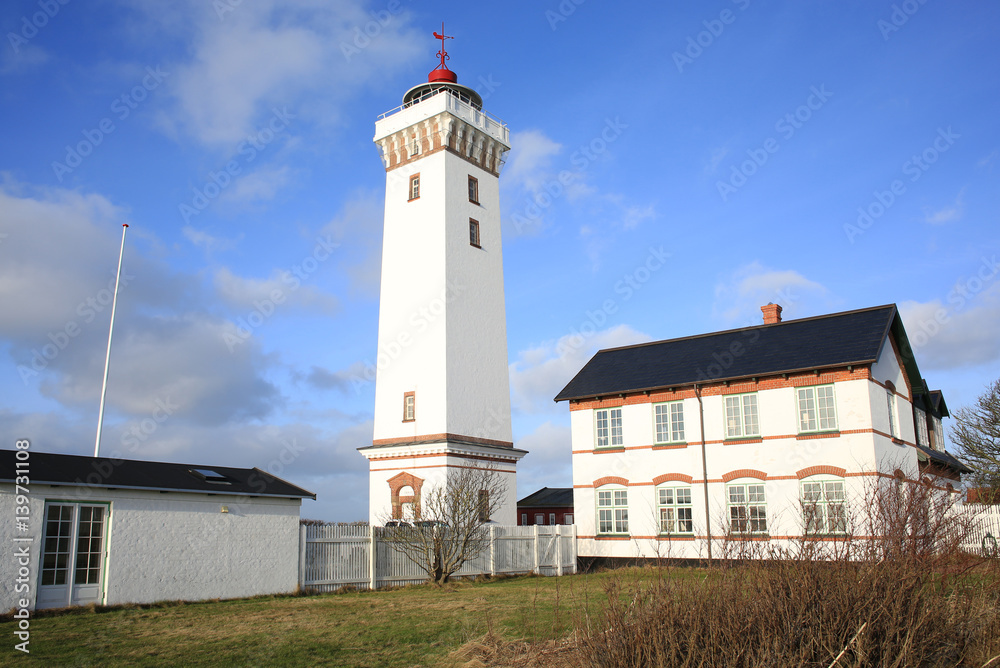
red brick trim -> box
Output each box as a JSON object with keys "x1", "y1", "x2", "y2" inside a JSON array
[
  {"x1": 796, "y1": 465, "x2": 847, "y2": 479},
  {"x1": 372, "y1": 433, "x2": 514, "y2": 448},
  {"x1": 568, "y1": 367, "x2": 871, "y2": 410},
  {"x1": 371, "y1": 463, "x2": 517, "y2": 473},
  {"x1": 387, "y1": 472, "x2": 423, "y2": 520},
  {"x1": 722, "y1": 469, "x2": 767, "y2": 482},
  {"x1": 593, "y1": 476, "x2": 629, "y2": 487},
  {"x1": 652, "y1": 473, "x2": 694, "y2": 485},
  {"x1": 794, "y1": 431, "x2": 841, "y2": 440}
]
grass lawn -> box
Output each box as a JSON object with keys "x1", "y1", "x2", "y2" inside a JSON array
[{"x1": 1, "y1": 568, "x2": 691, "y2": 667}]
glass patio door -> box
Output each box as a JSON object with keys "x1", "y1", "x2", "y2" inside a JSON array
[{"x1": 37, "y1": 503, "x2": 108, "y2": 609}]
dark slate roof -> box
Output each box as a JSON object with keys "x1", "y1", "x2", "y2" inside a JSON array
[
  {"x1": 555, "y1": 305, "x2": 907, "y2": 402},
  {"x1": 0, "y1": 450, "x2": 315, "y2": 499},
  {"x1": 517, "y1": 487, "x2": 574, "y2": 508},
  {"x1": 914, "y1": 443, "x2": 973, "y2": 474}
]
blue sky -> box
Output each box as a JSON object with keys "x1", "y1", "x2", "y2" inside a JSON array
[{"x1": 1, "y1": 0, "x2": 998, "y2": 521}]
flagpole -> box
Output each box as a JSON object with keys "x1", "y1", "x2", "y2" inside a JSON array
[{"x1": 95, "y1": 223, "x2": 129, "y2": 457}]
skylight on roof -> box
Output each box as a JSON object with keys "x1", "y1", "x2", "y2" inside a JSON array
[{"x1": 188, "y1": 467, "x2": 231, "y2": 484}]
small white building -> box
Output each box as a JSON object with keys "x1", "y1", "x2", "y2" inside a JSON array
[
  {"x1": 1, "y1": 450, "x2": 314, "y2": 611},
  {"x1": 555, "y1": 303, "x2": 971, "y2": 562},
  {"x1": 359, "y1": 36, "x2": 526, "y2": 524}
]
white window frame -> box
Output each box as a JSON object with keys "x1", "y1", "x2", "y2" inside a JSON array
[
  {"x1": 800, "y1": 477, "x2": 847, "y2": 535},
  {"x1": 727, "y1": 482, "x2": 767, "y2": 534},
  {"x1": 886, "y1": 388, "x2": 898, "y2": 438},
  {"x1": 534, "y1": 513, "x2": 544, "y2": 525},
  {"x1": 596, "y1": 487, "x2": 629, "y2": 535},
  {"x1": 932, "y1": 417, "x2": 944, "y2": 451},
  {"x1": 657, "y1": 486, "x2": 693, "y2": 534},
  {"x1": 915, "y1": 407, "x2": 929, "y2": 447},
  {"x1": 402, "y1": 392, "x2": 415, "y2": 422},
  {"x1": 564, "y1": 513, "x2": 574, "y2": 525},
  {"x1": 797, "y1": 384, "x2": 838, "y2": 433},
  {"x1": 595, "y1": 408, "x2": 623, "y2": 448},
  {"x1": 654, "y1": 401, "x2": 685, "y2": 444},
  {"x1": 725, "y1": 393, "x2": 760, "y2": 439}
]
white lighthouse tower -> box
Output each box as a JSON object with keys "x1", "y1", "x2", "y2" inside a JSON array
[{"x1": 359, "y1": 29, "x2": 526, "y2": 525}]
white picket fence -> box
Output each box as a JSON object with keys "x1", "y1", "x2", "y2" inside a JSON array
[
  {"x1": 959, "y1": 504, "x2": 1000, "y2": 555},
  {"x1": 298, "y1": 524, "x2": 577, "y2": 592}
]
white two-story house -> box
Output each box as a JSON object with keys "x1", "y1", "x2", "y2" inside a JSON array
[{"x1": 554, "y1": 303, "x2": 970, "y2": 561}]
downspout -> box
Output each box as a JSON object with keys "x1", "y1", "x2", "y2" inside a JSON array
[{"x1": 696, "y1": 384, "x2": 713, "y2": 563}]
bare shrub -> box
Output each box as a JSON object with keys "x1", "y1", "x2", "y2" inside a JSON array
[
  {"x1": 578, "y1": 480, "x2": 1000, "y2": 667},
  {"x1": 378, "y1": 464, "x2": 506, "y2": 586}
]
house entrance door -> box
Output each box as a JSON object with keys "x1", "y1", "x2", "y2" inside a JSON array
[{"x1": 37, "y1": 503, "x2": 108, "y2": 609}]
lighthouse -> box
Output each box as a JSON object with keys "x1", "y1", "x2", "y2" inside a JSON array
[{"x1": 359, "y1": 29, "x2": 526, "y2": 525}]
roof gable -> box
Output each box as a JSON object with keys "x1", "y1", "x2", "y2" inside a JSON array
[
  {"x1": 1, "y1": 450, "x2": 315, "y2": 499},
  {"x1": 555, "y1": 305, "x2": 897, "y2": 401}
]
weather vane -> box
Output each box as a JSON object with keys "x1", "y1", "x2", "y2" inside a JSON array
[{"x1": 432, "y1": 23, "x2": 453, "y2": 72}]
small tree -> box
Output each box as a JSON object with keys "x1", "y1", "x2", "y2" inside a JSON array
[
  {"x1": 951, "y1": 377, "x2": 1000, "y2": 503},
  {"x1": 378, "y1": 465, "x2": 506, "y2": 585}
]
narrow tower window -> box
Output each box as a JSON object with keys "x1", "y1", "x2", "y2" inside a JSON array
[
  {"x1": 403, "y1": 392, "x2": 415, "y2": 421},
  {"x1": 408, "y1": 173, "x2": 420, "y2": 201},
  {"x1": 468, "y1": 175, "x2": 479, "y2": 204},
  {"x1": 469, "y1": 218, "x2": 481, "y2": 248},
  {"x1": 410, "y1": 134, "x2": 420, "y2": 157}
]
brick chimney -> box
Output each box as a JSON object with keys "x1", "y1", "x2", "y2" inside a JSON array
[{"x1": 761, "y1": 303, "x2": 783, "y2": 325}]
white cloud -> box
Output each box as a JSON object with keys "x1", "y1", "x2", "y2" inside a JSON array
[
  {"x1": 513, "y1": 421, "x2": 573, "y2": 498},
  {"x1": 509, "y1": 324, "x2": 652, "y2": 414},
  {"x1": 214, "y1": 267, "x2": 339, "y2": 315},
  {"x1": 0, "y1": 43, "x2": 50, "y2": 75},
  {"x1": 923, "y1": 188, "x2": 965, "y2": 225},
  {"x1": 503, "y1": 129, "x2": 563, "y2": 194},
  {"x1": 899, "y1": 283, "x2": 1000, "y2": 370},
  {"x1": 134, "y1": 0, "x2": 424, "y2": 147},
  {"x1": 703, "y1": 146, "x2": 729, "y2": 174},
  {"x1": 182, "y1": 225, "x2": 242, "y2": 253},
  {"x1": 712, "y1": 261, "x2": 830, "y2": 324},
  {"x1": 320, "y1": 190, "x2": 384, "y2": 297},
  {"x1": 220, "y1": 166, "x2": 292, "y2": 205}
]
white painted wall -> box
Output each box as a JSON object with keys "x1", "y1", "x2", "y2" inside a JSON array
[
  {"x1": 570, "y1": 369, "x2": 926, "y2": 560},
  {"x1": 372, "y1": 104, "x2": 512, "y2": 445},
  {"x1": 364, "y1": 445, "x2": 521, "y2": 525},
  {"x1": 0, "y1": 484, "x2": 302, "y2": 611}
]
